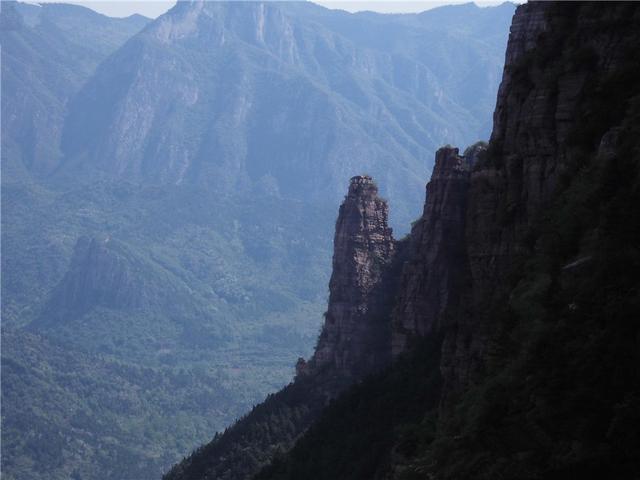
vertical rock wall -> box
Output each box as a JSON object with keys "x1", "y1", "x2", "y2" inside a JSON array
[
  {"x1": 391, "y1": 145, "x2": 480, "y2": 356},
  {"x1": 308, "y1": 175, "x2": 396, "y2": 381},
  {"x1": 389, "y1": 2, "x2": 640, "y2": 399}
]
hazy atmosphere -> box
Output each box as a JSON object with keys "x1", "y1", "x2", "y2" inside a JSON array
[
  {"x1": 2, "y1": 1, "x2": 639, "y2": 480},
  {"x1": 25, "y1": 0, "x2": 519, "y2": 18}
]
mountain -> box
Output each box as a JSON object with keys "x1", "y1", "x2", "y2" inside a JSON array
[
  {"x1": 0, "y1": 1, "x2": 149, "y2": 179},
  {"x1": 1, "y1": 2, "x2": 517, "y2": 479},
  {"x1": 59, "y1": 0, "x2": 514, "y2": 228},
  {"x1": 166, "y1": 3, "x2": 640, "y2": 480},
  {"x1": 165, "y1": 174, "x2": 402, "y2": 480}
]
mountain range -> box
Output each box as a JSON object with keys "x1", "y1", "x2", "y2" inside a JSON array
[
  {"x1": 1, "y1": 2, "x2": 515, "y2": 479},
  {"x1": 165, "y1": 3, "x2": 640, "y2": 479}
]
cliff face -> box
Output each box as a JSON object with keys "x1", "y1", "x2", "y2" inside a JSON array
[
  {"x1": 307, "y1": 175, "x2": 396, "y2": 381},
  {"x1": 164, "y1": 175, "x2": 402, "y2": 480},
  {"x1": 389, "y1": 2, "x2": 640, "y2": 398},
  {"x1": 391, "y1": 145, "x2": 479, "y2": 356},
  {"x1": 469, "y1": 2, "x2": 639, "y2": 286},
  {"x1": 165, "y1": 4, "x2": 640, "y2": 480}
]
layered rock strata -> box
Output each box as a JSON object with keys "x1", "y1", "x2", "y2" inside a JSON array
[
  {"x1": 392, "y1": 2, "x2": 640, "y2": 399},
  {"x1": 391, "y1": 145, "x2": 480, "y2": 356},
  {"x1": 306, "y1": 175, "x2": 397, "y2": 380}
]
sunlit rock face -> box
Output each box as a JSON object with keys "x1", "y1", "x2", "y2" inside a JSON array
[
  {"x1": 57, "y1": 0, "x2": 515, "y2": 230},
  {"x1": 309, "y1": 175, "x2": 396, "y2": 381}
]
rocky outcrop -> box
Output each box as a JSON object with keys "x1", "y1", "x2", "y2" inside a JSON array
[
  {"x1": 164, "y1": 4, "x2": 640, "y2": 479},
  {"x1": 163, "y1": 175, "x2": 400, "y2": 480},
  {"x1": 392, "y1": 2, "x2": 640, "y2": 398},
  {"x1": 34, "y1": 236, "x2": 150, "y2": 327},
  {"x1": 307, "y1": 175, "x2": 396, "y2": 381},
  {"x1": 391, "y1": 145, "x2": 481, "y2": 356}
]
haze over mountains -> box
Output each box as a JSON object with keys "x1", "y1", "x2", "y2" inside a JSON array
[
  {"x1": 7, "y1": 0, "x2": 515, "y2": 226},
  {"x1": 1, "y1": 1, "x2": 514, "y2": 479},
  {"x1": 167, "y1": 3, "x2": 640, "y2": 479},
  {"x1": 62, "y1": 0, "x2": 510, "y2": 213}
]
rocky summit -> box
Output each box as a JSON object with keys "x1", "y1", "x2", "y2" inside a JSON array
[
  {"x1": 163, "y1": 174, "x2": 405, "y2": 480},
  {"x1": 308, "y1": 175, "x2": 395, "y2": 381}
]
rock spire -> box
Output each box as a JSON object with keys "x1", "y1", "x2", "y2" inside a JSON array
[{"x1": 306, "y1": 175, "x2": 396, "y2": 380}]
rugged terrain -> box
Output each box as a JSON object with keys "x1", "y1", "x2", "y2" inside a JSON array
[
  {"x1": 1, "y1": 2, "x2": 515, "y2": 479},
  {"x1": 58, "y1": 0, "x2": 514, "y2": 225},
  {"x1": 167, "y1": 3, "x2": 640, "y2": 479}
]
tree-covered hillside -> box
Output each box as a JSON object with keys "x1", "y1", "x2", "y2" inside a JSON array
[{"x1": 2, "y1": 328, "x2": 250, "y2": 480}]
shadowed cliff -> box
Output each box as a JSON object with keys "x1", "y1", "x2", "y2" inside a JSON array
[
  {"x1": 200, "y1": 3, "x2": 640, "y2": 479},
  {"x1": 164, "y1": 175, "x2": 406, "y2": 480},
  {"x1": 254, "y1": 3, "x2": 640, "y2": 479}
]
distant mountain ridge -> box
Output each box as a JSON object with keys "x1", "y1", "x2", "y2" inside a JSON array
[
  {"x1": 58, "y1": 0, "x2": 514, "y2": 227},
  {"x1": 1, "y1": 1, "x2": 149, "y2": 178}
]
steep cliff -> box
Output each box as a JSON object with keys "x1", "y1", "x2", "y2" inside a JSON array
[
  {"x1": 308, "y1": 175, "x2": 396, "y2": 381},
  {"x1": 442, "y1": 0, "x2": 640, "y2": 400},
  {"x1": 389, "y1": 0, "x2": 640, "y2": 399},
  {"x1": 252, "y1": 3, "x2": 640, "y2": 479},
  {"x1": 391, "y1": 144, "x2": 481, "y2": 356},
  {"x1": 164, "y1": 175, "x2": 402, "y2": 480}
]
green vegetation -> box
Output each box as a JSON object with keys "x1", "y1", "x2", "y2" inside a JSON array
[
  {"x1": 1, "y1": 179, "x2": 331, "y2": 480},
  {"x1": 164, "y1": 334, "x2": 443, "y2": 480},
  {"x1": 254, "y1": 84, "x2": 640, "y2": 480},
  {"x1": 1, "y1": 329, "x2": 243, "y2": 480},
  {"x1": 254, "y1": 335, "x2": 443, "y2": 480},
  {"x1": 251, "y1": 5, "x2": 640, "y2": 479},
  {"x1": 164, "y1": 375, "x2": 327, "y2": 480}
]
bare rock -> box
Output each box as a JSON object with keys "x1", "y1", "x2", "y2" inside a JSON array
[
  {"x1": 392, "y1": 146, "x2": 474, "y2": 355},
  {"x1": 307, "y1": 175, "x2": 396, "y2": 381}
]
